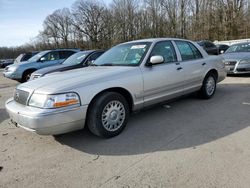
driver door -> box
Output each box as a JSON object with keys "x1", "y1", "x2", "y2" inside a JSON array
[
  {"x1": 39, "y1": 51, "x2": 60, "y2": 69},
  {"x1": 141, "y1": 41, "x2": 185, "y2": 107}
]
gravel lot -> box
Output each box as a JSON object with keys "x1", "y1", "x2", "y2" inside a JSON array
[{"x1": 0, "y1": 69, "x2": 250, "y2": 188}]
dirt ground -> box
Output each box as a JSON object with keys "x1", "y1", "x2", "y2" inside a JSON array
[{"x1": 0, "y1": 70, "x2": 250, "y2": 188}]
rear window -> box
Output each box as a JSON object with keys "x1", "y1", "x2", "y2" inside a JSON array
[{"x1": 175, "y1": 41, "x2": 202, "y2": 61}]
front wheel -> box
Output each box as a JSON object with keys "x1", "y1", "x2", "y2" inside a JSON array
[
  {"x1": 87, "y1": 92, "x2": 129, "y2": 138},
  {"x1": 199, "y1": 73, "x2": 217, "y2": 99}
]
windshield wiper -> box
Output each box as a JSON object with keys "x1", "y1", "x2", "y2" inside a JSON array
[{"x1": 99, "y1": 63, "x2": 114, "y2": 66}]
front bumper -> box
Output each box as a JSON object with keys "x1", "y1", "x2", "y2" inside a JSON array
[
  {"x1": 5, "y1": 98, "x2": 88, "y2": 135},
  {"x1": 3, "y1": 71, "x2": 21, "y2": 80},
  {"x1": 225, "y1": 63, "x2": 250, "y2": 74}
]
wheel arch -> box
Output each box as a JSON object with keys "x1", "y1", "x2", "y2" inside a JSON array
[
  {"x1": 88, "y1": 87, "x2": 134, "y2": 113},
  {"x1": 21, "y1": 68, "x2": 37, "y2": 82},
  {"x1": 22, "y1": 68, "x2": 37, "y2": 77},
  {"x1": 205, "y1": 69, "x2": 218, "y2": 82}
]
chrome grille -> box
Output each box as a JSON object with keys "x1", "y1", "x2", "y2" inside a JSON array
[{"x1": 14, "y1": 89, "x2": 30, "y2": 105}]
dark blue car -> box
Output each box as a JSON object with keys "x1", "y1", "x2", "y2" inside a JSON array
[{"x1": 29, "y1": 50, "x2": 105, "y2": 80}]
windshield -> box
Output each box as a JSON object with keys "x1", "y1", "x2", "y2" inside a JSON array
[
  {"x1": 226, "y1": 43, "x2": 250, "y2": 53},
  {"x1": 93, "y1": 42, "x2": 151, "y2": 66},
  {"x1": 62, "y1": 51, "x2": 89, "y2": 65},
  {"x1": 28, "y1": 51, "x2": 49, "y2": 62}
]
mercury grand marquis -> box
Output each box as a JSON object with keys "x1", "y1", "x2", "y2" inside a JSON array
[{"x1": 5, "y1": 38, "x2": 226, "y2": 138}]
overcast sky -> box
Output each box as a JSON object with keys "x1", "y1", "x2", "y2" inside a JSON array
[{"x1": 0, "y1": 0, "x2": 111, "y2": 47}]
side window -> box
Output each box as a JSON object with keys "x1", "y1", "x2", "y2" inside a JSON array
[
  {"x1": 88, "y1": 52, "x2": 104, "y2": 62},
  {"x1": 150, "y1": 41, "x2": 177, "y2": 63},
  {"x1": 189, "y1": 43, "x2": 203, "y2": 59},
  {"x1": 175, "y1": 41, "x2": 202, "y2": 61},
  {"x1": 59, "y1": 51, "x2": 75, "y2": 59},
  {"x1": 42, "y1": 51, "x2": 59, "y2": 61}
]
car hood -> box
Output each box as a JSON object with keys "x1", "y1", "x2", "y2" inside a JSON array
[
  {"x1": 222, "y1": 52, "x2": 250, "y2": 61},
  {"x1": 18, "y1": 66, "x2": 137, "y2": 94},
  {"x1": 8, "y1": 60, "x2": 33, "y2": 68},
  {"x1": 33, "y1": 64, "x2": 71, "y2": 75}
]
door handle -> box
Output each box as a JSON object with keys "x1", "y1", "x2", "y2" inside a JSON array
[
  {"x1": 202, "y1": 62, "x2": 206, "y2": 66},
  {"x1": 177, "y1": 67, "x2": 183, "y2": 71}
]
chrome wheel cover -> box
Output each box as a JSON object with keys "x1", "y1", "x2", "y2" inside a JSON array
[
  {"x1": 102, "y1": 100, "x2": 125, "y2": 132},
  {"x1": 206, "y1": 76, "x2": 215, "y2": 96}
]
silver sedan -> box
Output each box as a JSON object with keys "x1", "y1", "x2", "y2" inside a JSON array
[
  {"x1": 222, "y1": 42, "x2": 250, "y2": 74},
  {"x1": 5, "y1": 38, "x2": 226, "y2": 138}
]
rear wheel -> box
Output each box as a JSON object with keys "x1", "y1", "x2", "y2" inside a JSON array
[
  {"x1": 199, "y1": 73, "x2": 217, "y2": 99},
  {"x1": 87, "y1": 92, "x2": 129, "y2": 138}
]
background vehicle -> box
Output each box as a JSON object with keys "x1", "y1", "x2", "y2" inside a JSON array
[
  {"x1": 30, "y1": 50, "x2": 105, "y2": 80},
  {"x1": 5, "y1": 38, "x2": 226, "y2": 138},
  {"x1": 217, "y1": 44, "x2": 229, "y2": 54},
  {"x1": 3, "y1": 49, "x2": 79, "y2": 82},
  {"x1": 0, "y1": 59, "x2": 14, "y2": 68},
  {"x1": 222, "y1": 42, "x2": 250, "y2": 74},
  {"x1": 14, "y1": 52, "x2": 39, "y2": 63},
  {"x1": 197, "y1": 40, "x2": 219, "y2": 55}
]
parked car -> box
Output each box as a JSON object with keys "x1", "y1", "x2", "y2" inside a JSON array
[
  {"x1": 217, "y1": 44, "x2": 229, "y2": 54},
  {"x1": 3, "y1": 49, "x2": 79, "y2": 82},
  {"x1": 197, "y1": 40, "x2": 219, "y2": 55},
  {"x1": 5, "y1": 38, "x2": 226, "y2": 138},
  {"x1": 222, "y1": 42, "x2": 250, "y2": 74},
  {"x1": 14, "y1": 52, "x2": 39, "y2": 63},
  {"x1": 0, "y1": 59, "x2": 14, "y2": 68},
  {"x1": 30, "y1": 50, "x2": 105, "y2": 80}
]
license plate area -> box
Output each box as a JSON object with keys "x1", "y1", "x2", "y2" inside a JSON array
[{"x1": 226, "y1": 67, "x2": 234, "y2": 71}]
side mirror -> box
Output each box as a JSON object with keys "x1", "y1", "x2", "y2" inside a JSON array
[
  {"x1": 39, "y1": 57, "x2": 46, "y2": 62},
  {"x1": 148, "y1": 55, "x2": 164, "y2": 66}
]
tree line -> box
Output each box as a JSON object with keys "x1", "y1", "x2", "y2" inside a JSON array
[{"x1": 1, "y1": 0, "x2": 250, "y2": 59}]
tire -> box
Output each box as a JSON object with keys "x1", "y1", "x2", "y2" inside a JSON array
[
  {"x1": 22, "y1": 70, "x2": 34, "y2": 82},
  {"x1": 199, "y1": 73, "x2": 217, "y2": 99},
  {"x1": 87, "y1": 92, "x2": 129, "y2": 138}
]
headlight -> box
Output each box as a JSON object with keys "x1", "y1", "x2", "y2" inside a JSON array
[
  {"x1": 7, "y1": 66, "x2": 17, "y2": 72},
  {"x1": 239, "y1": 60, "x2": 250, "y2": 64},
  {"x1": 28, "y1": 92, "x2": 80, "y2": 108}
]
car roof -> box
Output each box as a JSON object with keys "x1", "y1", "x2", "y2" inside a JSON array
[
  {"x1": 197, "y1": 40, "x2": 214, "y2": 43},
  {"x1": 52, "y1": 49, "x2": 80, "y2": 52},
  {"x1": 231, "y1": 42, "x2": 250, "y2": 46},
  {"x1": 216, "y1": 44, "x2": 229, "y2": 46},
  {"x1": 123, "y1": 38, "x2": 194, "y2": 44},
  {"x1": 80, "y1": 49, "x2": 105, "y2": 53}
]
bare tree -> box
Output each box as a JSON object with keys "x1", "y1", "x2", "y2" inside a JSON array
[
  {"x1": 72, "y1": 0, "x2": 107, "y2": 48},
  {"x1": 42, "y1": 8, "x2": 73, "y2": 47},
  {"x1": 2, "y1": 0, "x2": 250, "y2": 59}
]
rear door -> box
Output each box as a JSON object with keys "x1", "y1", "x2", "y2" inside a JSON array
[
  {"x1": 141, "y1": 40, "x2": 186, "y2": 107},
  {"x1": 174, "y1": 40, "x2": 206, "y2": 93}
]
